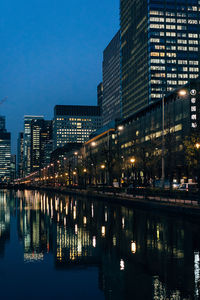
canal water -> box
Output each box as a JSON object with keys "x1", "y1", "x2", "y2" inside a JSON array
[{"x1": 0, "y1": 190, "x2": 200, "y2": 300}]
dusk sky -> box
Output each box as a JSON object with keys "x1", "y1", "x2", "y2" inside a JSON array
[{"x1": 0, "y1": 0, "x2": 119, "y2": 153}]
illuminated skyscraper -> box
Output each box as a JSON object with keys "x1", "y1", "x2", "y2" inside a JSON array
[
  {"x1": 0, "y1": 116, "x2": 11, "y2": 182},
  {"x1": 17, "y1": 132, "x2": 24, "y2": 178},
  {"x1": 120, "y1": 0, "x2": 200, "y2": 118},
  {"x1": 23, "y1": 116, "x2": 44, "y2": 176},
  {"x1": 31, "y1": 119, "x2": 53, "y2": 172}
]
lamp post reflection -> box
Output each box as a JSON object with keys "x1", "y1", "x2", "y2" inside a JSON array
[
  {"x1": 101, "y1": 164, "x2": 105, "y2": 192},
  {"x1": 83, "y1": 168, "x2": 87, "y2": 189}
]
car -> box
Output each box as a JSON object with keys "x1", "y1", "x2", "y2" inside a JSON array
[{"x1": 178, "y1": 183, "x2": 198, "y2": 192}]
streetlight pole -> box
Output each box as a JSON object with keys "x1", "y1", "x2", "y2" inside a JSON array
[
  {"x1": 161, "y1": 93, "x2": 165, "y2": 188},
  {"x1": 101, "y1": 164, "x2": 105, "y2": 192},
  {"x1": 130, "y1": 158, "x2": 135, "y2": 185},
  {"x1": 83, "y1": 168, "x2": 87, "y2": 189}
]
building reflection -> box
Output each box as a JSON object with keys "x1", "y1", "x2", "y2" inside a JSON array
[
  {"x1": 0, "y1": 191, "x2": 10, "y2": 256},
  {"x1": 0, "y1": 190, "x2": 200, "y2": 299}
]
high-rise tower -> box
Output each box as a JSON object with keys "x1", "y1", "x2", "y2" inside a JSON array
[
  {"x1": 120, "y1": 0, "x2": 200, "y2": 118},
  {"x1": 102, "y1": 31, "x2": 121, "y2": 126},
  {"x1": 23, "y1": 116, "x2": 44, "y2": 176},
  {"x1": 0, "y1": 116, "x2": 11, "y2": 181}
]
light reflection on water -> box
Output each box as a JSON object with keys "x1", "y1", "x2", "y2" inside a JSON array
[{"x1": 0, "y1": 189, "x2": 200, "y2": 299}]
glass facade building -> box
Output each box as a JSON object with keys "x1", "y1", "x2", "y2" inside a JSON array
[
  {"x1": 53, "y1": 105, "x2": 101, "y2": 149},
  {"x1": 23, "y1": 116, "x2": 44, "y2": 176},
  {"x1": 120, "y1": 0, "x2": 200, "y2": 118},
  {"x1": 31, "y1": 119, "x2": 53, "y2": 172}
]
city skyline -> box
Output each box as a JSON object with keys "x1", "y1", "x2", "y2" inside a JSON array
[{"x1": 0, "y1": 0, "x2": 119, "y2": 153}]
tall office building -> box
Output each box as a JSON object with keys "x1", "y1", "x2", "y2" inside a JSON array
[
  {"x1": 102, "y1": 31, "x2": 121, "y2": 126},
  {"x1": 40, "y1": 120, "x2": 53, "y2": 168},
  {"x1": 0, "y1": 116, "x2": 11, "y2": 182},
  {"x1": 17, "y1": 132, "x2": 24, "y2": 178},
  {"x1": 31, "y1": 119, "x2": 44, "y2": 172},
  {"x1": 120, "y1": 0, "x2": 200, "y2": 118},
  {"x1": 31, "y1": 119, "x2": 53, "y2": 172},
  {"x1": 53, "y1": 105, "x2": 101, "y2": 149},
  {"x1": 23, "y1": 116, "x2": 44, "y2": 176}
]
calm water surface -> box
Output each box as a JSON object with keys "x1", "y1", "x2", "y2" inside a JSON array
[{"x1": 0, "y1": 190, "x2": 200, "y2": 300}]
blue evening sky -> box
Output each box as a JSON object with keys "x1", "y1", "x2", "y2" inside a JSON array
[{"x1": 0, "y1": 0, "x2": 119, "y2": 153}]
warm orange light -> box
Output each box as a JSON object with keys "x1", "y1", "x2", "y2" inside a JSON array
[
  {"x1": 101, "y1": 164, "x2": 105, "y2": 169},
  {"x1": 130, "y1": 158, "x2": 135, "y2": 164},
  {"x1": 83, "y1": 168, "x2": 87, "y2": 173},
  {"x1": 118, "y1": 125, "x2": 124, "y2": 131},
  {"x1": 131, "y1": 241, "x2": 136, "y2": 254},
  {"x1": 101, "y1": 226, "x2": 106, "y2": 237},
  {"x1": 178, "y1": 89, "x2": 187, "y2": 97},
  {"x1": 196, "y1": 143, "x2": 200, "y2": 149}
]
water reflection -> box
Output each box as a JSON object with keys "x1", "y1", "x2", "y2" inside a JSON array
[{"x1": 0, "y1": 190, "x2": 200, "y2": 299}]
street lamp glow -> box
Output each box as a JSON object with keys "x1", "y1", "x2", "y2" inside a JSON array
[
  {"x1": 196, "y1": 143, "x2": 200, "y2": 149},
  {"x1": 101, "y1": 226, "x2": 106, "y2": 237},
  {"x1": 178, "y1": 89, "x2": 187, "y2": 97},
  {"x1": 130, "y1": 158, "x2": 135, "y2": 164},
  {"x1": 118, "y1": 125, "x2": 124, "y2": 131},
  {"x1": 83, "y1": 168, "x2": 87, "y2": 173},
  {"x1": 91, "y1": 142, "x2": 96, "y2": 147},
  {"x1": 101, "y1": 164, "x2": 105, "y2": 169},
  {"x1": 131, "y1": 241, "x2": 136, "y2": 254}
]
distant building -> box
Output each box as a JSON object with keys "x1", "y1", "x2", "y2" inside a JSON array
[
  {"x1": 53, "y1": 105, "x2": 101, "y2": 149},
  {"x1": 102, "y1": 31, "x2": 121, "y2": 126},
  {"x1": 17, "y1": 132, "x2": 24, "y2": 178},
  {"x1": 0, "y1": 116, "x2": 11, "y2": 182},
  {"x1": 31, "y1": 119, "x2": 44, "y2": 172},
  {"x1": 43, "y1": 140, "x2": 53, "y2": 166},
  {"x1": 23, "y1": 116, "x2": 44, "y2": 176},
  {"x1": 31, "y1": 119, "x2": 53, "y2": 172},
  {"x1": 120, "y1": 0, "x2": 200, "y2": 118},
  {"x1": 40, "y1": 121, "x2": 53, "y2": 167}
]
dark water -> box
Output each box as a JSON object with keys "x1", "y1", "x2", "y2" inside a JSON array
[{"x1": 0, "y1": 190, "x2": 200, "y2": 300}]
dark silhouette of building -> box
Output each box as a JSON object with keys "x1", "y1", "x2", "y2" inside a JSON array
[{"x1": 102, "y1": 31, "x2": 121, "y2": 126}]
